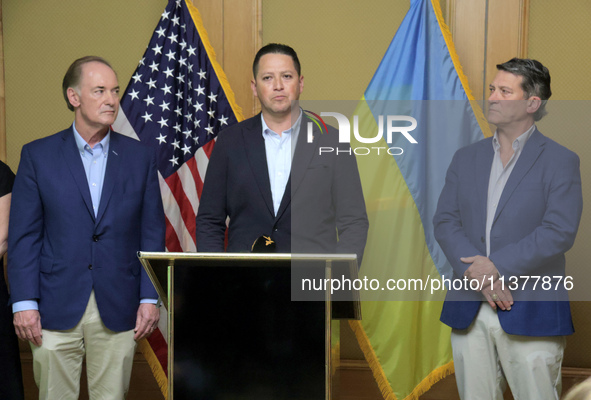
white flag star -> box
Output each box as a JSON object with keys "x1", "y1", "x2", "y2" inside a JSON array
[
  {"x1": 141, "y1": 112, "x2": 153, "y2": 123},
  {"x1": 208, "y1": 92, "x2": 218, "y2": 103},
  {"x1": 175, "y1": 90, "x2": 183, "y2": 101},
  {"x1": 181, "y1": 144, "x2": 192, "y2": 155},
  {"x1": 159, "y1": 100, "x2": 170, "y2": 112},
  {"x1": 187, "y1": 46, "x2": 197, "y2": 57},
  {"x1": 193, "y1": 102, "x2": 203, "y2": 111},
  {"x1": 173, "y1": 122, "x2": 182, "y2": 133},
  {"x1": 169, "y1": 156, "x2": 179, "y2": 166},
  {"x1": 165, "y1": 49, "x2": 176, "y2": 61},
  {"x1": 207, "y1": 108, "x2": 215, "y2": 119},
  {"x1": 192, "y1": 136, "x2": 200, "y2": 144},
  {"x1": 149, "y1": 61, "x2": 159, "y2": 73},
  {"x1": 157, "y1": 117, "x2": 169, "y2": 128},
  {"x1": 143, "y1": 95, "x2": 155, "y2": 106},
  {"x1": 218, "y1": 115, "x2": 229, "y2": 126},
  {"x1": 179, "y1": 40, "x2": 187, "y2": 50},
  {"x1": 132, "y1": 72, "x2": 142, "y2": 84},
  {"x1": 163, "y1": 67, "x2": 174, "y2": 79},
  {"x1": 175, "y1": 107, "x2": 183, "y2": 117},
  {"x1": 162, "y1": 84, "x2": 172, "y2": 95},
  {"x1": 146, "y1": 78, "x2": 158, "y2": 90},
  {"x1": 172, "y1": 139, "x2": 180, "y2": 149},
  {"x1": 194, "y1": 85, "x2": 205, "y2": 96},
  {"x1": 183, "y1": 129, "x2": 192, "y2": 138},
  {"x1": 152, "y1": 44, "x2": 163, "y2": 55},
  {"x1": 161, "y1": 10, "x2": 170, "y2": 20},
  {"x1": 128, "y1": 89, "x2": 140, "y2": 101},
  {"x1": 156, "y1": 133, "x2": 167, "y2": 144},
  {"x1": 176, "y1": 74, "x2": 185, "y2": 84},
  {"x1": 171, "y1": 15, "x2": 180, "y2": 26},
  {"x1": 179, "y1": 56, "x2": 187, "y2": 67},
  {"x1": 197, "y1": 69, "x2": 207, "y2": 80},
  {"x1": 168, "y1": 33, "x2": 178, "y2": 44},
  {"x1": 155, "y1": 27, "x2": 166, "y2": 38},
  {"x1": 205, "y1": 124, "x2": 215, "y2": 135}
]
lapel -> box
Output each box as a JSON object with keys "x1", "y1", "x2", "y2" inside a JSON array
[
  {"x1": 242, "y1": 115, "x2": 274, "y2": 217},
  {"x1": 60, "y1": 127, "x2": 95, "y2": 221},
  {"x1": 95, "y1": 132, "x2": 122, "y2": 226},
  {"x1": 289, "y1": 115, "x2": 317, "y2": 200},
  {"x1": 275, "y1": 113, "x2": 317, "y2": 221},
  {"x1": 493, "y1": 129, "x2": 545, "y2": 225}
]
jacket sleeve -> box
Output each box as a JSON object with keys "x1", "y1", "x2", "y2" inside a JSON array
[
  {"x1": 7, "y1": 145, "x2": 44, "y2": 303},
  {"x1": 139, "y1": 150, "x2": 166, "y2": 299},
  {"x1": 195, "y1": 132, "x2": 229, "y2": 252}
]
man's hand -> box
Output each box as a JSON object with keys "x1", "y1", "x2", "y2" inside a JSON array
[
  {"x1": 14, "y1": 310, "x2": 43, "y2": 346},
  {"x1": 134, "y1": 303, "x2": 160, "y2": 341},
  {"x1": 462, "y1": 255, "x2": 513, "y2": 310},
  {"x1": 481, "y1": 283, "x2": 513, "y2": 311},
  {"x1": 462, "y1": 255, "x2": 498, "y2": 285}
]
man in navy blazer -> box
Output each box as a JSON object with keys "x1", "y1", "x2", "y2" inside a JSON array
[
  {"x1": 196, "y1": 44, "x2": 368, "y2": 262},
  {"x1": 8, "y1": 56, "x2": 165, "y2": 399},
  {"x1": 434, "y1": 58, "x2": 582, "y2": 399}
]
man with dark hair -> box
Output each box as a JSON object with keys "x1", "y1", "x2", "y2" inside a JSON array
[
  {"x1": 434, "y1": 58, "x2": 582, "y2": 399},
  {"x1": 196, "y1": 42, "x2": 368, "y2": 261},
  {"x1": 8, "y1": 56, "x2": 165, "y2": 399}
]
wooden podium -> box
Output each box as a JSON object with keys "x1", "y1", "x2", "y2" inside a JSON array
[{"x1": 138, "y1": 252, "x2": 361, "y2": 400}]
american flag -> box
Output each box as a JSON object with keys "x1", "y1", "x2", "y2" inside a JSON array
[{"x1": 112, "y1": 0, "x2": 243, "y2": 395}]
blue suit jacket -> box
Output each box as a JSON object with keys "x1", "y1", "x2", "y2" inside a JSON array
[
  {"x1": 195, "y1": 114, "x2": 368, "y2": 262},
  {"x1": 8, "y1": 127, "x2": 165, "y2": 332},
  {"x1": 433, "y1": 129, "x2": 582, "y2": 336}
]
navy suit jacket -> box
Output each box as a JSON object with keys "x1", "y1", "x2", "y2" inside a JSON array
[
  {"x1": 196, "y1": 113, "x2": 368, "y2": 263},
  {"x1": 8, "y1": 127, "x2": 165, "y2": 332},
  {"x1": 434, "y1": 129, "x2": 582, "y2": 336}
]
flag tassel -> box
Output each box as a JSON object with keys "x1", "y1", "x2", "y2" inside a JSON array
[
  {"x1": 349, "y1": 320, "x2": 455, "y2": 400},
  {"x1": 348, "y1": 320, "x2": 398, "y2": 400},
  {"x1": 138, "y1": 338, "x2": 169, "y2": 399}
]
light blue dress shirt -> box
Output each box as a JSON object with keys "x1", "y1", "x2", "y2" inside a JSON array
[{"x1": 261, "y1": 110, "x2": 302, "y2": 216}]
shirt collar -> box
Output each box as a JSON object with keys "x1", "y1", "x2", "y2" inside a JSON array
[
  {"x1": 492, "y1": 124, "x2": 536, "y2": 153},
  {"x1": 261, "y1": 109, "x2": 303, "y2": 139},
  {"x1": 72, "y1": 121, "x2": 111, "y2": 154}
]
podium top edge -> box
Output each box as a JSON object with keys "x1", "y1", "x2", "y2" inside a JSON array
[{"x1": 137, "y1": 251, "x2": 357, "y2": 262}]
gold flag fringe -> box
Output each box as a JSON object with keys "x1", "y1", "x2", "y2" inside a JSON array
[
  {"x1": 430, "y1": 0, "x2": 493, "y2": 138},
  {"x1": 349, "y1": 319, "x2": 455, "y2": 400},
  {"x1": 349, "y1": 320, "x2": 399, "y2": 400},
  {"x1": 138, "y1": 338, "x2": 168, "y2": 399}
]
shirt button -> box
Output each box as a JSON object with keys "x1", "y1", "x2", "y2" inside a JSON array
[
  {"x1": 92, "y1": 183, "x2": 97, "y2": 187},
  {"x1": 92, "y1": 235, "x2": 99, "y2": 242},
  {"x1": 88, "y1": 264, "x2": 93, "y2": 270}
]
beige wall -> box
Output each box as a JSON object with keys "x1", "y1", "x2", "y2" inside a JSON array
[
  {"x1": 263, "y1": 1, "x2": 409, "y2": 102},
  {"x1": 2, "y1": 0, "x2": 165, "y2": 170},
  {"x1": 528, "y1": 1, "x2": 591, "y2": 368}
]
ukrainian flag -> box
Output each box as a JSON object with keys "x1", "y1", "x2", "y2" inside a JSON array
[{"x1": 349, "y1": 0, "x2": 491, "y2": 398}]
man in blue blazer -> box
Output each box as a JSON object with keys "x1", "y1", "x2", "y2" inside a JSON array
[
  {"x1": 8, "y1": 56, "x2": 165, "y2": 399},
  {"x1": 196, "y1": 44, "x2": 368, "y2": 262},
  {"x1": 434, "y1": 58, "x2": 583, "y2": 399}
]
